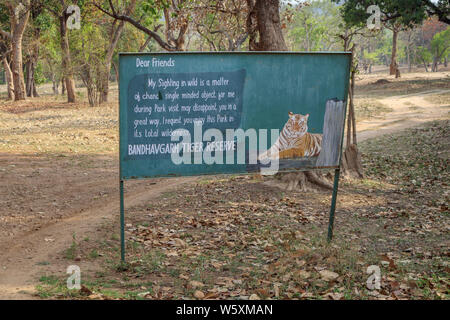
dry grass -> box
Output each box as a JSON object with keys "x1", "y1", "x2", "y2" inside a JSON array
[
  {"x1": 0, "y1": 86, "x2": 119, "y2": 155},
  {"x1": 424, "y1": 92, "x2": 450, "y2": 106},
  {"x1": 354, "y1": 98, "x2": 393, "y2": 121}
]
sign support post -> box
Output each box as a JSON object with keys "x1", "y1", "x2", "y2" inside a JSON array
[
  {"x1": 327, "y1": 168, "x2": 341, "y2": 242},
  {"x1": 119, "y1": 180, "x2": 125, "y2": 262}
]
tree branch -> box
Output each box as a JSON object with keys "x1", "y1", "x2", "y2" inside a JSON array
[
  {"x1": 0, "y1": 29, "x2": 11, "y2": 39},
  {"x1": 422, "y1": 0, "x2": 450, "y2": 24},
  {"x1": 93, "y1": 2, "x2": 176, "y2": 51}
]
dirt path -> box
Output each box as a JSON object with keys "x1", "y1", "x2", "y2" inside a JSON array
[
  {"x1": 0, "y1": 176, "x2": 197, "y2": 299},
  {"x1": 0, "y1": 88, "x2": 448, "y2": 300},
  {"x1": 357, "y1": 89, "x2": 450, "y2": 142}
]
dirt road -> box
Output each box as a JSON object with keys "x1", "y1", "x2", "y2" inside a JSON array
[
  {"x1": 0, "y1": 87, "x2": 448, "y2": 299},
  {"x1": 357, "y1": 89, "x2": 450, "y2": 142},
  {"x1": 0, "y1": 175, "x2": 196, "y2": 299}
]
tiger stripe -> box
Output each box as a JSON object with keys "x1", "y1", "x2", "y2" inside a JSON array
[{"x1": 258, "y1": 112, "x2": 322, "y2": 161}]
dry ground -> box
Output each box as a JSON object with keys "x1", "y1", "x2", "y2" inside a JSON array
[{"x1": 0, "y1": 71, "x2": 448, "y2": 300}]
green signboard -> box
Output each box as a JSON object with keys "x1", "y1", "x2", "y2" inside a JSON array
[
  {"x1": 119, "y1": 52, "x2": 351, "y2": 179},
  {"x1": 118, "y1": 52, "x2": 351, "y2": 261}
]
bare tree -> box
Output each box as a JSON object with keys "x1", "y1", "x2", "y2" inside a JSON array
[
  {"x1": 386, "y1": 23, "x2": 403, "y2": 78},
  {"x1": 192, "y1": 0, "x2": 249, "y2": 51},
  {"x1": 1, "y1": 0, "x2": 31, "y2": 100},
  {"x1": 42, "y1": 0, "x2": 77, "y2": 103},
  {"x1": 0, "y1": 39, "x2": 14, "y2": 100},
  {"x1": 94, "y1": 0, "x2": 190, "y2": 52},
  {"x1": 24, "y1": 3, "x2": 43, "y2": 97},
  {"x1": 97, "y1": 0, "x2": 137, "y2": 104}
]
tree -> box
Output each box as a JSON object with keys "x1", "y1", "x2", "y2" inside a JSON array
[
  {"x1": 415, "y1": 45, "x2": 432, "y2": 71},
  {"x1": 430, "y1": 27, "x2": 450, "y2": 71},
  {"x1": 2, "y1": 56, "x2": 14, "y2": 99},
  {"x1": 39, "y1": 0, "x2": 78, "y2": 103},
  {"x1": 414, "y1": 16, "x2": 448, "y2": 71},
  {"x1": 421, "y1": 0, "x2": 450, "y2": 25},
  {"x1": 336, "y1": 0, "x2": 430, "y2": 77},
  {"x1": 23, "y1": 3, "x2": 50, "y2": 97},
  {"x1": 400, "y1": 27, "x2": 421, "y2": 72},
  {"x1": 1, "y1": 0, "x2": 31, "y2": 101},
  {"x1": 72, "y1": 18, "x2": 104, "y2": 106},
  {"x1": 71, "y1": 2, "x2": 146, "y2": 106},
  {"x1": 386, "y1": 23, "x2": 403, "y2": 77},
  {"x1": 0, "y1": 36, "x2": 14, "y2": 100},
  {"x1": 331, "y1": 1, "x2": 386, "y2": 178},
  {"x1": 94, "y1": 0, "x2": 190, "y2": 52},
  {"x1": 39, "y1": 21, "x2": 62, "y2": 94},
  {"x1": 357, "y1": 32, "x2": 386, "y2": 73},
  {"x1": 191, "y1": 0, "x2": 249, "y2": 52},
  {"x1": 286, "y1": 0, "x2": 341, "y2": 52},
  {"x1": 0, "y1": 4, "x2": 14, "y2": 100},
  {"x1": 246, "y1": 0, "x2": 288, "y2": 51},
  {"x1": 97, "y1": 0, "x2": 137, "y2": 104},
  {"x1": 362, "y1": 50, "x2": 378, "y2": 73}
]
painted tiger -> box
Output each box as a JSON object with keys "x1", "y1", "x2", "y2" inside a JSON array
[{"x1": 258, "y1": 112, "x2": 322, "y2": 161}]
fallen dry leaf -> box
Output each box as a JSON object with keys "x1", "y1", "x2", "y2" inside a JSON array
[
  {"x1": 324, "y1": 292, "x2": 343, "y2": 300},
  {"x1": 189, "y1": 280, "x2": 204, "y2": 288},
  {"x1": 319, "y1": 270, "x2": 339, "y2": 281},
  {"x1": 296, "y1": 270, "x2": 311, "y2": 279},
  {"x1": 194, "y1": 290, "x2": 205, "y2": 299},
  {"x1": 249, "y1": 293, "x2": 260, "y2": 300}
]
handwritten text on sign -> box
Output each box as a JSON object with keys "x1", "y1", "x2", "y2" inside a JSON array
[{"x1": 126, "y1": 70, "x2": 246, "y2": 159}]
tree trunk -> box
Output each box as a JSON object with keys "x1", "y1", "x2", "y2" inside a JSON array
[
  {"x1": 350, "y1": 65, "x2": 357, "y2": 145},
  {"x1": 254, "y1": 0, "x2": 288, "y2": 51},
  {"x1": 98, "y1": 0, "x2": 137, "y2": 104},
  {"x1": 25, "y1": 21, "x2": 41, "y2": 98},
  {"x1": 304, "y1": 18, "x2": 310, "y2": 51},
  {"x1": 432, "y1": 57, "x2": 438, "y2": 72},
  {"x1": 25, "y1": 58, "x2": 39, "y2": 97},
  {"x1": 112, "y1": 61, "x2": 119, "y2": 82},
  {"x1": 59, "y1": 14, "x2": 76, "y2": 103},
  {"x1": 2, "y1": 57, "x2": 14, "y2": 100},
  {"x1": 423, "y1": 59, "x2": 429, "y2": 72},
  {"x1": 11, "y1": 34, "x2": 26, "y2": 100},
  {"x1": 26, "y1": 31, "x2": 40, "y2": 97},
  {"x1": 342, "y1": 45, "x2": 363, "y2": 178},
  {"x1": 9, "y1": 1, "x2": 30, "y2": 101},
  {"x1": 390, "y1": 28, "x2": 399, "y2": 76},
  {"x1": 407, "y1": 44, "x2": 411, "y2": 73},
  {"x1": 249, "y1": 0, "x2": 331, "y2": 190},
  {"x1": 99, "y1": 21, "x2": 125, "y2": 104},
  {"x1": 61, "y1": 76, "x2": 66, "y2": 95},
  {"x1": 51, "y1": 74, "x2": 59, "y2": 95},
  {"x1": 80, "y1": 64, "x2": 97, "y2": 107},
  {"x1": 25, "y1": 59, "x2": 31, "y2": 96},
  {"x1": 32, "y1": 79, "x2": 38, "y2": 97}
]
